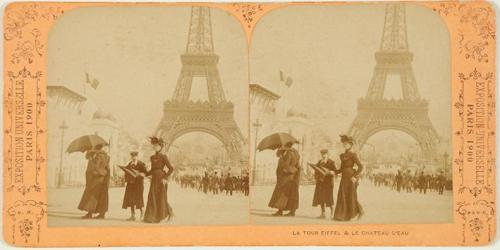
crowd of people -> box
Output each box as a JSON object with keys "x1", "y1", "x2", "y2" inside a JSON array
[
  {"x1": 368, "y1": 169, "x2": 451, "y2": 195},
  {"x1": 174, "y1": 172, "x2": 249, "y2": 196}
]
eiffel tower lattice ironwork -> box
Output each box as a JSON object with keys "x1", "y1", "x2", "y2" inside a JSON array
[
  {"x1": 348, "y1": 3, "x2": 440, "y2": 160},
  {"x1": 155, "y1": 6, "x2": 245, "y2": 164}
]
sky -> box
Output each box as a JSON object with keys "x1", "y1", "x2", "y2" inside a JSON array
[
  {"x1": 47, "y1": 3, "x2": 452, "y2": 149},
  {"x1": 249, "y1": 4, "x2": 452, "y2": 144},
  {"x1": 48, "y1": 6, "x2": 248, "y2": 141}
]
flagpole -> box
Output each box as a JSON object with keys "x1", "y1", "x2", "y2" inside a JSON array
[{"x1": 83, "y1": 72, "x2": 88, "y2": 96}]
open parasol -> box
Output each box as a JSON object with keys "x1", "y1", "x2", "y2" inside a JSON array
[
  {"x1": 257, "y1": 132, "x2": 298, "y2": 151},
  {"x1": 66, "y1": 134, "x2": 108, "y2": 153}
]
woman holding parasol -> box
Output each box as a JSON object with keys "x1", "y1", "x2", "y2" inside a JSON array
[
  {"x1": 258, "y1": 133, "x2": 301, "y2": 217},
  {"x1": 66, "y1": 134, "x2": 110, "y2": 219},
  {"x1": 77, "y1": 143, "x2": 110, "y2": 219}
]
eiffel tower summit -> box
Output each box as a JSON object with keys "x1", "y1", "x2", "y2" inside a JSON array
[
  {"x1": 155, "y1": 6, "x2": 246, "y2": 166},
  {"x1": 348, "y1": 3, "x2": 440, "y2": 161}
]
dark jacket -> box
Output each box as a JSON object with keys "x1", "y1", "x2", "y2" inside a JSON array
[
  {"x1": 143, "y1": 152, "x2": 174, "y2": 223},
  {"x1": 122, "y1": 160, "x2": 147, "y2": 209},
  {"x1": 333, "y1": 150, "x2": 364, "y2": 221},
  {"x1": 312, "y1": 158, "x2": 337, "y2": 207},
  {"x1": 268, "y1": 148, "x2": 301, "y2": 211}
]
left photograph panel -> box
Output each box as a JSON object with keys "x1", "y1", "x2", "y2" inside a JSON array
[{"x1": 46, "y1": 6, "x2": 250, "y2": 226}]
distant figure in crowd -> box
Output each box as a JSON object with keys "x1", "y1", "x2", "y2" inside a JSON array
[
  {"x1": 225, "y1": 173, "x2": 234, "y2": 196},
  {"x1": 418, "y1": 171, "x2": 427, "y2": 194},
  {"x1": 243, "y1": 172, "x2": 250, "y2": 196},
  {"x1": 78, "y1": 144, "x2": 110, "y2": 219},
  {"x1": 436, "y1": 171, "x2": 446, "y2": 195},
  {"x1": 143, "y1": 137, "x2": 174, "y2": 223},
  {"x1": 202, "y1": 172, "x2": 210, "y2": 194},
  {"x1": 211, "y1": 172, "x2": 220, "y2": 195},
  {"x1": 311, "y1": 149, "x2": 338, "y2": 219},
  {"x1": 395, "y1": 170, "x2": 403, "y2": 192},
  {"x1": 403, "y1": 169, "x2": 413, "y2": 193},
  {"x1": 333, "y1": 135, "x2": 364, "y2": 221},
  {"x1": 268, "y1": 141, "x2": 300, "y2": 217},
  {"x1": 122, "y1": 151, "x2": 147, "y2": 221}
]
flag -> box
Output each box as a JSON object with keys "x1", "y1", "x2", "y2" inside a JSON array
[
  {"x1": 279, "y1": 71, "x2": 293, "y2": 88},
  {"x1": 91, "y1": 79, "x2": 99, "y2": 90},
  {"x1": 85, "y1": 72, "x2": 100, "y2": 90},
  {"x1": 285, "y1": 76, "x2": 293, "y2": 88},
  {"x1": 85, "y1": 72, "x2": 91, "y2": 83}
]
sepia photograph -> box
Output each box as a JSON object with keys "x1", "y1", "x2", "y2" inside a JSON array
[
  {"x1": 2, "y1": 0, "x2": 497, "y2": 247},
  {"x1": 249, "y1": 3, "x2": 453, "y2": 224},
  {"x1": 46, "y1": 6, "x2": 250, "y2": 226}
]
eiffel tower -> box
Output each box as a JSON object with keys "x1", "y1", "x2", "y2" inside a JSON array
[
  {"x1": 155, "y1": 6, "x2": 245, "y2": 165},
  {"x1": 348, "y1": 3, "x2": 440, "y2": 160}
]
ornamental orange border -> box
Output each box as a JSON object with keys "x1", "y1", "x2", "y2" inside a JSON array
[{"x1": 2, "y1": 1, "x2": 496, "y2": 246}]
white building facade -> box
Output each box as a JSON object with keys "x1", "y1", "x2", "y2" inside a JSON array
[{"x1": 47, "y1": 85, "x2": 137, "y2": 188}]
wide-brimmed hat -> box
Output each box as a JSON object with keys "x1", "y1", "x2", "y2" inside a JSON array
[
  {"x1": 320, "y1": 149, "x2": 329, "y2": 154},
  {"x1": 130, "y1": 151, "x2": 138, "y2": 156}
]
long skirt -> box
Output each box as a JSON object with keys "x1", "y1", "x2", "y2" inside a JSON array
[
  {"x1": 312, "y1": 177, "x2": 334, "y2": 207},
  {"x1": 143, "y1": 180, "x2": 173, "y2": 223},
  {"x1": 122, "y1": 182, "x2": 144, "y2": 209},
  {"x1": 268, "y1": 173, "x2": 299, "y2": 211},
  {"x1": 78, "y1": 176, "x2": 109, "y2": 214},
  {"x1": 333, "y1": 169, "x2": 363, "y2": 221}
]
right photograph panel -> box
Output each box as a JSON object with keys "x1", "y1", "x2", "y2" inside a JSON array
[{"x1": 249, "y1": 3, "x2": 452, "y2": 224}]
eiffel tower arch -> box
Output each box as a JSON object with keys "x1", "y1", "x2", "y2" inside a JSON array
[
  {"x1": 155, "y1": 7, "x2": 246, "y2": 165},
  {"x1": 348, "y1": 4, "x2": 440, "y2": 161}
]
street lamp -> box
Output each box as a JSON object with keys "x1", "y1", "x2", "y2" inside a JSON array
[
  {"x1": 57, "y1": 121, "x2": 68, "y2": 188},
  {"x1": 219, "y1": 145, "x2": 226, "y2": 166},
  {"x1": 252, "y1": 119, "x2": 262, "y2": 185},
  {"x1": 443, "y1": 152, "x2": 449, "y2": 177}
]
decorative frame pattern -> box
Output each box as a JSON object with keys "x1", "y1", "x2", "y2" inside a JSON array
[
  {"x1": 429, "y1": 1, "x2": 496, "y2": 244},
  {"x1": 2, "y1": 1, "x2": 496, "y2": 247}
]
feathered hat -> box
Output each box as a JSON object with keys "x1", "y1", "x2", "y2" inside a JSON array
[
  {"x1": 340, "y1": 134, "x2": 354, "y2": 144},
  {"x1": 149, "y1": 136, "x2": 165, "y2": 147}
]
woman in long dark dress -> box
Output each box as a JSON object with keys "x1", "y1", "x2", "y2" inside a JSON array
[
  {"x1": 333, "y1": 135, "x2": 364, "y2": 221},
  {"x1": 268, "y1": 141, "x2": 300, "y2": 217},
  {"x1": 312, "y1": 149, "x2": 338, "y2": 219},
  {"x1": 143, "y1": 137, "x2": 174, "y2": 223},
  {"x1": 78, "y1": 144, "x2": 110, "y2": 219}
]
